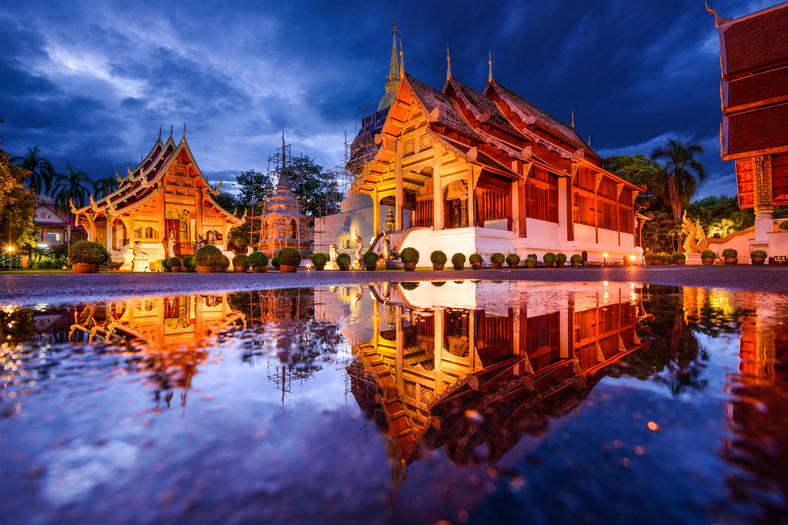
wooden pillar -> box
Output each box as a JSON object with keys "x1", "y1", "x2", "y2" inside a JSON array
[
  {"x1": 395, "y1": 140, "x2": 403, "y2": 231},
  {"x1": 566, "y1": 178, "x2": 574, "y2": 242},
  {"x1": 106, "y1": 217, "x2": 113, "y2": 253},
  {"x1": 433, "y1": 307, "x2": 444, "y2": 394},
  {"x1": 433, "y1": 143, "x2": 444, "y2": 230},
  {"x1": 511, "y1": 180, "x2": 520, "y2": 236},
  {"x1": 557, "y1": 177, "x2": 568, "y2": 242},
  {"x1": 373, "y1": 187, "x2": 380, "y2": 236},
  {"x1": 467, "y1": 165, "x2": 475, "y2": 228},
  {"x1": 158, "y1": 192, "x2": 166, "y2": 249},
  {"x1": 395, "y1": 304, "x2": 404, "y2": 394},
  {"x1": 196, "y1": 189, "x2": 203, "y2": 241},
  {"x1": 129, "y1": 215, "x2": 135, "y2": 245},
  {"x1": 594, "y1": 174, "x2": 602, "y2": 245}
]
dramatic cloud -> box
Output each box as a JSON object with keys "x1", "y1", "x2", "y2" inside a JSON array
[{"x1": 0, "y1": 0, "x2": 776, "y2": 198}]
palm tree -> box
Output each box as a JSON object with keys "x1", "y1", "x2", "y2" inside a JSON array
[
  {"x1": 10, "y1": 146, "x2": 56, "y2": 196},
  {"x1": 93, "y1": 175, "x2": 118, "y2": 199},
  {"x1": 52, "y1": 164, "x2": 92, "y2": 246},
  {"x1": 650, "y1": 138, "x2": 706, "y2": 221}
]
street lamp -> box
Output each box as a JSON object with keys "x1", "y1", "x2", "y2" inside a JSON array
[{"x1": 603, "y1": 253, "x2": 608, "y2": 267}]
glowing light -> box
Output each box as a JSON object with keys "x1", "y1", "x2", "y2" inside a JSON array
[
  {"x1": 604, "y1": 281, "x2": 609, "y2": 286},
  {"x1": 629, "y1": 255, "x2": 636, "y2": 261},
  {"x1": 647, "y1": 421, "x2": 659, "y2": 431},
  {"x1": 5, "y1": 246, "x2": 13, "y2": 253},
  {"x1": 603, "y1": 253, "x2": 609, "y2": 258},
  {"x1": 36, "y1": 243, "x2": 49, "y2": 249}
]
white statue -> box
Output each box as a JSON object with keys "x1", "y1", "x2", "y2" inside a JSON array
[
  {"x1": 329, "y1": 244, "x2": 338, "y2": 263},
  {"x1": 354, "y1": 233, "x2": 364, "y2": 268},
  {"x1": 381, "y1": 231, "x2": 391, "y2": 260},
  {"x1": 167, "y1": 228, "x2": 176, "y2": 258},
  {"x1": 131, "y1": 241, "x2": 149, "y2": 272}
]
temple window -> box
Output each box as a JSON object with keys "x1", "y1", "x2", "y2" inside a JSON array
[{"x1": 525, "y1": 170, "x2": 558, "y2": 223}]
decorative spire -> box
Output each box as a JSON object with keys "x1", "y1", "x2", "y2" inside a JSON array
[
  {"x1": 446, "y1": 44, "x2": 451, "y2": 81},
  {"x1": 169, "y1": 124, "x2": 173, "y2": 139},
  {"x1": 182, "y1": 123, "x2": 186, "y2": 140},
  {"x1": 488, "y1": 51, "x2": 493, "y2": 82},
  {"x1": 399, "y1": 38, "x2": 404, "y2": 78},
  {"x1": 158, "y1": 127, "x2": 162, "y2": 141},
  {"x1": 571, "y1": 109, "x2": 574, "y2": 128},
  {"x1": 378, "y1": 19, "x2": 401, "y2": 111},
  {"x1": 588, "y1": 135, "x2": 591, "y2": 147}
]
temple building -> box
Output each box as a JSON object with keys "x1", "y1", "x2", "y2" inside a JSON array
[
  {"x1": 33, "y1": 200, "x2": 85, "y2": 247},
  {"x1": 711, "y1": 2, "x2": 788, "y2": 259},
  {"x1": 71, "y1": 128, "x2": 243, "y2": 269},
  {"x1": 350, "y1": 43, "x2": 643, "y2": 265}
]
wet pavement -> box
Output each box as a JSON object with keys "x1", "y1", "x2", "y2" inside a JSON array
[{"x1": 1, "y1": 280, "x2": 787, "y2": 524}]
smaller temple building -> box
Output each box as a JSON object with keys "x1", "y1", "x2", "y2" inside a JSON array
[
  {"x1": 72, "y1": 129, "x2": 243, "y2": 269},
  {"x1": 254, "y1": 169, "x2": 312, "y2": 260}
]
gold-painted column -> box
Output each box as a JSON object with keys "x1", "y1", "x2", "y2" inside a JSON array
[
  {"x1": 433, "y1": 143, "x2": 444, "y2": 230},
  {"x1": 753, "y1": 155, "x2": 774, "y2": 244},
  {"x1": 395, "y1": 140, "x2": 404, "y2": 231}
]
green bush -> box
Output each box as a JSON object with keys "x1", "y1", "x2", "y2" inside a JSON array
[
  {"x1": 430, "y1": 250, "x2": 447, "y2": 265},
  {"x1": 701, "y1": 250, "x2": 716, "y2": 259},
  {"x1": 506, "y1": 253, "x2": 520, "y2": 265},
  {"x1": 490, "y1": 252, "x2": 505, "y2": 264},
  {"x1": 660, "y1": 253, "x2": 672, "y2": 262},
  {"x1": 451, "y1": 253, "x2": 466, "y2": 265},
  {"x1": 751, "y1": 250, "x2": 767, "y2": 259},
  {"x1": 400, "y1": 247, "x2": 419, "y2": 264},
  {"x1": 779, "y1": 220, "x2": 788, "y2": 232},
  {"x1": 68, "y1": 241, "x2": 110, "y2": 265},
  {"x1": 166, "y1": 256, "x2": 182, "y2": 268},
  {"x1": 336, "y1": 253, "x2": 351, "y2": 268},
  {"x1": 527, "y1": 253, "x2": 537, "y2": 261},
  {"x1": 556, "y1": 253, "x2": 567, "y2": 265},
  {"x1": 311, "y1": 253, "x2": 328, "y2": 267},
  {"x1": 570, "y1": 254, "x2": 583, "y2": 264},
  {"x1": 543, "y1": 252, "x2": 556, "y2": 264},
  {"x1": 525, "y1": 256, "x2": 536, "y2": 264},
  {"x1": 469, "y1": 253, "x2": 483, "y2": 264},
  {"x1": 671, "y1": 252, "x2": 686, "y2": 261},
  {"x1": 232, "y1": 253, "x2": 249, "y2": 267},
  {"x1": 363, "y1": 251, "x2": 379, "y2": 266},
  {"x1": 400, "y1": 282, "x2": 419, "y2": 290},
  {"x1": 278, "y1": 247, "x2": 302, "y2": 267},
  {"x1": 644, "y1": 252, "x2": 656, "y2": 261},
  {"x1": 722, "y1": 248, "x2": 738, "y2": 258},
  {"x1": 272, "y1": 257, "x2": 280, "y2": 269},
  {"x1": 196, "y1": 245, "x2": 223, "y2": 267},
  {"x1": 183, "y1": 256, "x2": 196, "y2": 268},
  {"x1": 248, "y1": 251, "x2": 269, "y2": 267},
  {"x1": 154, "y1": 259, "x2": 165, "y2": 270},
  {"x1": 220, "y1": 255, "x2": 230, "y2": 270}
]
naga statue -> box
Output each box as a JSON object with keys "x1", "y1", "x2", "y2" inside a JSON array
[
  {"x1": 681, "y1": 211, "x2": 708, "y2": 253},
  {"x1": 354, "y1": 232, "x2": 364, "y2": 268}
]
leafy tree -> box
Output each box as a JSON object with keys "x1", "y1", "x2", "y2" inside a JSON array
[
  {"x1": 10, "y1": 146, "x2": 56, "y2": 196},
  {"x1": 0, "y1": 142, "x2": 38, "y2": 250},
  {"x1": 284, "y1": 156, "x2": 341, "y2": 217},
  {"x1": 93, "y1": 174, "x2": 119, "y2": 199},
  {"x1": 606, "y1": 154, "x2": 666, "y2": 209},
  {"x1": 52, "y1": 164, "x2": 92, "y2": 246},
  {"x1": 650, "y1": 138, "x2": 706, "y2": 221},
  {"x1": 214, "y1": 192, "x2": 240, "y2": 215},
  {"x1": 236, "y1": 169, "x2": 275, "y2": 207}
]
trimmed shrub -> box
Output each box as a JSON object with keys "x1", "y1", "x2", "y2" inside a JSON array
[
  {"x1": 232, "y1": 254, "x2": 249, "y2": 267},
  {"x1": 219, "y1": 255, "x2": 230, "y2": 270},
  {"x1": 400, "y1": 282, "x2": 419, "y2": 290},
  {"x1": 196, "y1": 245, "x2": 223, "y2": 267},
  {"x1": 506, "y1": 253, "x2": 520, "y2": 266},
  {"x1": 183, "y1": 256, "x2": 196, "y2": 269},
  {"x1": 779, "y1": 220, "x2": 788, "y2": 232},
  {"x1": 543, "y1": 252, "x2": 557, "y2": 264},
  {"x1": 363, "y1": 251, "x2": 379, "y2": 266},
  {"x1": 525, "y1": 256, "x2": 536, "y2": 264},
  {"x1": 400, "y1": 247, "x2": 419, "y2": 264},
  {"x1": 556, "y1": 253, "x2": 567, "y2": 265},
  {"x1": 660, "y1": 253, "x2": 672, "y2": 262},
  {"x1": 430, "y1": 250, "x2": 447, "y2": 265},
  {"x1": 671, "y1": 252, "x2": 686, "y2": 262},
  {"x1": 69, "y1": 241, "x2": 110, "y2": 265},
  {"x1": 570, "y1": 254, "x2": 583, "y2": 264},
  {"x1": 451, "y1": 253, "x2": 466, "y2": 265},
  {"x1": 490, "y1": 252, "x2": 505, "y2": 265},
  {"x1": 278, "y1": 247, "x2": 302, "y2": 267},
  {"x1": 701, "y1": 250, "x2": 716, "y2": 259},
  {"x1": 248, "y1": 251, "x2": 269, "y2": 268},
  {"x1": 751, "y1": 250, "x2": 767, "y2": 259},
  {"x1": 469, "y1": 253, "x2": 483, "y2": 264},
  {"x1": 527, "y1": 253, "x2": 537, "y2": 261},
  {"x1": 722, "y1": 248, "x2": 738, "y2": 258},
  {"x1": 336, "y1": 253, "x2": 351, "y2": 268},
  {"x1": 166, "y1": 256, "x2": 182, "y2": 268},
  {"x1": 154, "y1": 259, "x2": 165, "y2": 271},
  {"x1": 431, "y1": 281, "x2": 446, "y2": 287},
  {"x1": 311, "y1": 252, "x2": 328, "y2": 267},
  {"x1": 271, "y1": 257, "x2": 280, "y2": 269}
]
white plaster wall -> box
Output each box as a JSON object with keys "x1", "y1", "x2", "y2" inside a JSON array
[{"x1": 767, "y1": 231, "x2": 788, "y2": 259}]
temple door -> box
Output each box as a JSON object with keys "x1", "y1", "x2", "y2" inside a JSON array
[{"x1": 165, "y1": 219, "x2": 181, "y2": 256}]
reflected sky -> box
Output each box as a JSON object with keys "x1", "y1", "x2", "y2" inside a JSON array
[{"x1": 1, "y1": 282, "x2": 786, "y2": 524}]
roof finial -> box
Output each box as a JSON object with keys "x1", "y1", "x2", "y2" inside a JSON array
[
  {"x1": 446, "y1": 44, "x2": 451, "y2": 81},
  {"x1": 182, "y1": 123, "x2": 186, "y2": 140},
  {"x1": 488, "y1": 51, "x2": 493, "y2": 82},
  {"x1": 158, "y1": 127, "x2": 162, "y2": 140},
  {"x1": 587, "y1": 135, "x2": 591, "y2": 147},
  {"x1": 705, "y1": 0, "x2": 721, "y2": 26},
  {"x1": 388, "y1": 18, "x2": 399, "y2": 80},
  {"x1": 571, "y1": 109, "x2": 574, "y2": 128},
  {"x1": 399, "y1": 38, "x2": 404, "y2": 77},
  {"x1": 169, "y1": 124, "x2": 173, "y2": 139}
]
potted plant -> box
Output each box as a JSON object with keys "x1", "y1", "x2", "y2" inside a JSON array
[
  {"x1": 722, "y1": 248, "x2": 738, "y2": 265},
  {"x1": 278, "y1": 247, "x2": 301, "y2": 272},
  {"x1": 196, "y1": 245, "x2": 223, "y2": 273},
  {"x1": 570, "y1": 254, "x2": 583, "y2": 267},
  {"x1": 506, "y1": 253, "x2": 520, "y2": 269},
  {"x1": 750, "y1": 249, "x2": 767, "y2": 265},
  {"x1": 249, "y1": 251, "x2": 269, "y2": 272},
  {"x1": 69, "y1": 240, "x2": 109, "y2": 274},
  {"x1": 153, "y1": 259, "x2": 165, "y2": 272},
  {"x1": 469, "y1": 253, "x2": 483, "y2": 270},
  {"x1": 400, "y1": 247, "x2": 419, "y2": 271},
  {"x1": 555, "y1": 253, "x2": 567, "y2": 268},
  {"x1": 336, "y1": 253, "x2": 351, "y2": 271},
  {"x1": 671, "y1": 252, "x2": 686, "y2": 265},
  {"x1": 490, "y1": 252, "x2": 505, "y2": 269},
  {"x1": 363, "y1": 251, "x2": 379, "y2": 271},
  {"x1": 525, "y1": 256, "x2": 537, "y2": 268},
  {"x1": 183, "y1": 256, "x2": 196, "y2": 272},
  {"x1": 166, "y1": 257, "x2": 183, "y2": 272},
  {"x1": 219, "y1": 255, "x2": 231, "y2": 272},
  {"x1": 701, "y1": 250, "x2": 716, "y2": 265},
  {"x1": 451, "y1": 252, "x2": 466, "y2": 270},
  {"x1": 271, "y1": 256, "x2": 280, "y2": 270},
  {"x1": 543, "y1": 252, "x2": 556, "y2": 268},
  {"x1": 430, "y1": 250, "x2": 447, "y2": 271},
  {"x1": 232, "y1": 253, "x2": 249, "y2": 272},
  {"x1": 780, "y1": 220, "x2": 788, "y2": 232},
  {"x1": 400, "y1": 282, "x2": 419, "y2": 291},
  {"x1": 311, "y1": 252, "x2": 327, "y2": 271}
]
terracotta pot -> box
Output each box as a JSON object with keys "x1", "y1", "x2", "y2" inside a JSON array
[
  {"x1": 280, "y1": 264, "x2": 298, "y2": 273},
  {"x1": 252, "y1": 266, "x2": 267, "y2": 273},
  {"x1": 527, "y1": 262, "x2": 536, "y2": 268},
  {"x1": 196, "y1": 265, "x2": 214, "y2": 273},
  {"x1": 545, "y1": 262, "x2": 555, "y2": 268},
  {"x1": 724, "y1": 257, "x2": 738, "y2": 265},
  {"x1": 365, "y1": 264, "x2": 377, "y2": 271},
  {"x1": 72, "y1": 263, "x2": 99, "y2": 274},
  {"x1": 339, "y1": 265, "x2": 350, "y2": 271},
  {"x1": 491, "y1": 262, "x2": 502, "y2": 269},
  {"x1": 507, "y1": 262, "x2": 517, "y2": 269},
  {"x1": 471, "y1": 262, "x2": 482, "y2": 270},
  {"x1": 234, "y1": 266, "x2": 248, "y2": 273},
  {"x1": 751, "y1": 258, "x2": 765, "y2": 265},
  {"x1": 572, "y1": 262, "x2": 581, "y2": 268},
  {"x1": 403, "y1": 262, "x2": 416, "y2": 271},
  {"x1": 556, "y1": 262, "x2": 565, "y2": 268},
  {"x1": 433, "y1": 263, "x2": 445, "y2": 271},
  {"x1": 171, "y1": 266, "x2": 182, "y2": 272},
  {"x1": 314, "y1": 265, "x2": 325, "y2": 271},
  {"x1": 453, "y1": 263, "x2": 464, "y2": 270},
  {"x1": 701, "y1": 258, "x2": 714, "y2": 265},
  {"x1": 675, "y1": 260, "x2": 686, "y2": 265}
]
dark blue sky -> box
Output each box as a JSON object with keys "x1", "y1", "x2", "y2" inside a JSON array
[{"x1": 0, "y1": 0, "x2": 777, "y2": 199}]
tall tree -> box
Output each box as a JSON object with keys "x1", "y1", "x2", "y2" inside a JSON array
[
  {"x1": 52, "y1": 164, "x2": 92, "y2": 245},
  {"x1": 236, "y1": 169, "x2": 275, "y2": 207},
  {"x1": 650, "y1": 138, "x2": 706, "y2": 221},
  {"x1": 10, "y1": 146, "x2": 56, "y2": 196},
  {"x1": 285, "y1": 156, "x2": 341, "y2": 217},
  {"x1": 0, "y1": 142, "x2": 38, "y2": 250},
  {"x1": 93, "y1": 174, "x2": 119, "y2": 199}
]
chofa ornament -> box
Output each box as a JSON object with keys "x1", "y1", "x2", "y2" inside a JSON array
[{"x1": 681, "y1": 211, "x2": 708, "y2": 253}]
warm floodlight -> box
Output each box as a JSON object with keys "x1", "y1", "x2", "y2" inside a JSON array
[{"x1": 5, "y1": 246, "x2": 13, "y2": 253}]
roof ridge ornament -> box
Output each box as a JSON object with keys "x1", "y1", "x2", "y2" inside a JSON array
[
  {"x1": 158, "y1": 127, "x2": 162, "y2": 141},
  {"x1": 169, "y1": 125, "x2": 173, "y2": 139},
  {"x1": 488, "y1": 51, "x2": 493, "y2": 82},
  {"x1": 446, "y1": 44, "x2": 451, "y2": 81},
  {"x1": 182, "y1": 123, "x2": 186, "y2": 141},
  {"x1": 399, "y1": 38, "x2": 404, "y2": 77},
  {"x1": 571, "y1": 109, "x2": 574, "y2": 128},
  {"x1": 705, "y1": 0, "x2": 721, "y2": 26}
]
